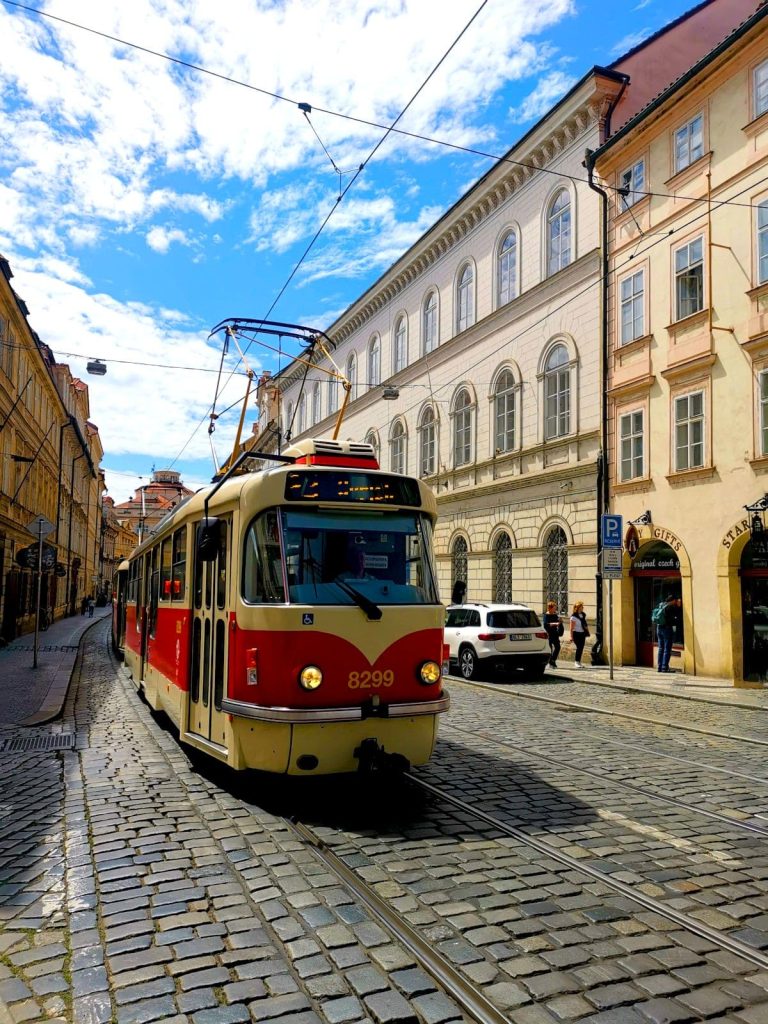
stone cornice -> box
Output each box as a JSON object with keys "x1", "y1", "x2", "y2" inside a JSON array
[{"x1": 329, "y1": 101, "x2": 605, "y2": 345}]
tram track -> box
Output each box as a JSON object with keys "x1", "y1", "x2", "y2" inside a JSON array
[
  {"x1": 442, "y1": 721, "x2": 768, "y2": 838},
  {"x1": 448, "y1": 673, "x2": 768, "y2": 747}
]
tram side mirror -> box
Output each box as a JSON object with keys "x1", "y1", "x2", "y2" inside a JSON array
[{"x1": 197, "y1": 518, "x2": 221, "y2": 562}]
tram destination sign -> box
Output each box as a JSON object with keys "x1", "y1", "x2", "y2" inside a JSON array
[{"x1": 285, "y1": 471, "x2": 420, "y2": 506}]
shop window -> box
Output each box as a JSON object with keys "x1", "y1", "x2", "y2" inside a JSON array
[
  {"x1": 674, "y1": 237, "x2": 704, "y2": 320},
  {"x1": 674, "y1": 390, "x2": 705, "y2": 471},
  {"x1": 451, "y1": 536, "x2": 468, "y2": 602},
  {"x1": 673, "y1": 114, "x2": 703, "y2": 173}
]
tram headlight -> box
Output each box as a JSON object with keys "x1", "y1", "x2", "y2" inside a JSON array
[
  {"x1": 299, "y1": 665, "x2": 323, "y2": 691},
  {"x1": 418, "y1": 660, "x2": 441, "y2": 685}
]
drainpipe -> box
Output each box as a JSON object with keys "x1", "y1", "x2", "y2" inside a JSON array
[{"x1": 583, "y1": 74, "x2": 629, "y2": 664}]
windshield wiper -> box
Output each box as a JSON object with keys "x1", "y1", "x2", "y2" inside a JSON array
[{"x1": 332, "y1": 578, "x2": 382, "y2": 620}]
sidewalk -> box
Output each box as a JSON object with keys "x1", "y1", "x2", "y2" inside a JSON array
[
  {"x1": 0, "y1": 607, "x2": 111, "y2": 729},
  {"x1": 547, "y1": 658, "x2": 768, "y2": 710}
]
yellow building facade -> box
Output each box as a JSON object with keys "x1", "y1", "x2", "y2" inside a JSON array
[{"x1": 593, "y1": 4, "x2": 768, "y2": 683}]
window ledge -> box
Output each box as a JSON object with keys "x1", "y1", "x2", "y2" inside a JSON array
[
  {"x1": 746, "y1": 281, "x2": 768, "y2": 302},
  {"x1": 743, "y1": 110, "x2": 768, "y2": 139},
  {"x1": 666, "y1": 465, "x2": 717, "y2": 485},
  {"x1": 613, "y1": 477, "x2": 652, "y2": 494},
  {"x1": 749, "y1": 456, "x2": 768, "y2": 474},
  {"x1": 664, "y1": 150, "x2": 712, "y2": 190},
  {"x1": 616, "y1": 333, "x2": 653, "y2": 356},
  {"x1": 665, "y1": 308, "x2": 710, "y2": 334}
]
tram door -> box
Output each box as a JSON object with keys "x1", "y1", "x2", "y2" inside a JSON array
[
  {"x1": 188, "y1": 517, "x2": 230, "y2": 750},
  {"x1": 139, "y1": 549, "x2": 153, "y2": 681}
]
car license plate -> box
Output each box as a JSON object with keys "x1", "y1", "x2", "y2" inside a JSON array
[{"x1": 510, "y1": 634, "x2": 531, "y2": 641}]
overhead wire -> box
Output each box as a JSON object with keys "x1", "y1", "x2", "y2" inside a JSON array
[{"x1": 3, "y1": 0, "x2": 766, "y2": 211}]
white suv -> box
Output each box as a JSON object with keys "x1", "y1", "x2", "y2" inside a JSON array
[{"x1": 445, "y1": 603, "x2": 550, "y2": 680}]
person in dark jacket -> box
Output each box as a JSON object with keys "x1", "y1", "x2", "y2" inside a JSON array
[
  {"x1": 569, "y1": 601, "x2": 590, "y2": 668},
  {"x1": 657, "y1": 593, "x2": 678, "y2": 672},
  {"x1": 543, "y1": 600, "x2": 563, "y2": 668}
]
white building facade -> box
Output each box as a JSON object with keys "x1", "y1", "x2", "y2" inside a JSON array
[{"x1": 265, "y1": 70, "x2": 627, "y2": 639}]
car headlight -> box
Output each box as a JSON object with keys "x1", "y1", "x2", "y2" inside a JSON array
[
  {"x1": 299, "y1": 665, "x2": 323, "y2": 690},
  {"x1": 419, "y1": 661, "x2": 441, "y2": 685}
]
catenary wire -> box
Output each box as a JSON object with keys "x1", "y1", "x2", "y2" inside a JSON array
[
  {"x1": 0, "y1": 339, "x2": 249, "y2": 375},
  {"x1": 2, "y1": 0, "x2": 766, "y2": 213}
]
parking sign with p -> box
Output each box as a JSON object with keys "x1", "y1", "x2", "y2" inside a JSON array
[{"x1": 601, "y1": 514, "x2": 623, "y2": 549}]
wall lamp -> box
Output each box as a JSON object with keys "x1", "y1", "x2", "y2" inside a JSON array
[{"x1": 745, "y1": 495, "x2": 768, "y2": 539}]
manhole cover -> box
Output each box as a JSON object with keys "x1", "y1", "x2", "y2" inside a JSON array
[{"x1": 0, "y1": 734, "x2": 75, "y2": 753}]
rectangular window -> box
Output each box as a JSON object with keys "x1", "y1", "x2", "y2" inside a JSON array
[
  {"x1": 159, "y1": 538, "x2": 172, "y2": 601},
  {"x1": 674, "y1": 390, "x2": 705, "y2": 471},
  {"x1": 761, "y1": 371, "x2": 768, "y2": 457},
  {"x1": 759, "y1": 202, "x2": 768, "y2": 285},
  {"x1": 756, "y1": 61, "x2": 768, "y2": 119},
  {"x1": 171, "y1": 527, "x2": 186, "y2": 601},
  {"x1": 620, "y1": 159, "x2": 645, "y2": 207},
  {"x1": 674, "y1": 237, "x2": 704, "y2": 320},
  {"x1": 619, "y1": 410, "x2": 644, "y2": 481},
  {"x1": 620, "y1": 269, "x2": 645, "y2": 344},
  {"x1": 674, "y1": 114, "x2": 704, "y2": 174}
]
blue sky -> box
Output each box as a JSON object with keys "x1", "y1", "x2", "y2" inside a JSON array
[{"x1": 0, "y1": 0, "x2": 698, "y2": 502}]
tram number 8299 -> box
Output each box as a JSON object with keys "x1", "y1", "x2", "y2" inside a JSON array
[{"x1": 348, "y1": 670, "x2": 395, "y2": 689}]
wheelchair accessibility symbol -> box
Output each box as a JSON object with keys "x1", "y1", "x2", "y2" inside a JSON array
[{"x1": 302, "y1": 613, "x2": 314, "y2": 625}]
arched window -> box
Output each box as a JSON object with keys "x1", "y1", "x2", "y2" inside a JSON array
[
  {"x1": 284, "y1": 400, "x2": 294, "y2": 440},
  {"x1": 423, "y1": 291, "x2": 438, "y2": 355},
  {"x1": 451, "y1": 536, "x2": 468, "y2": 601},
  {"x1": 544, "y1": 344, "x2": 570, "y2": 440},
  {"x1": 311, "y1": 382, "x2": 321, "y2": 425},
  {"x1": 365, "y1": 430, "x2": 380, "y2": 463},
  {"x1": 368, "y1": 336, "x2": 381, "y2": 389},
  {"x1": 298, "y1": 393, "x2": 307, "y2": 434},
  {"x1": 346, "y1": 353, "x2": 357, "y2": 400},
  {"x1": 456, "y1": 265, "x2": 474, "y2": 333},
  {"x1": 453, "y1": 388, "x2": 472, "y2": 467},
  {"x1": 545, "y1": 526, "x2": 568, "y2": 615},
  {"x1": 498, "y1": 231, "x2": 517, "y2": 306},
  {"x1": 393, "y1": 317, "x2": 407, "y2": 374},
  {"x1": 494, "y1": 369, "x2": 516, "y2": 454},
  {"x1": 547, "y1": 190, "x2": 571, "y2": 276},
  {"x1": 390, "y1": 419, "x2": 406, "y2": 474},
  {"x1": 494, "y1": 532, "x2": 513, "y2": 603},
  {"x1": 328, "y1": 376, "x2": 338, "y2": 415},
  {"x1": 419, "y1": 406, "x2": 436, "y2": 477}
]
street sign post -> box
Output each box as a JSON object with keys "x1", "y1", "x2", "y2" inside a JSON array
[
  {"x1": 600, "y1": 514, "x2": 624, "y2": 683},
  {"x1": 25, "y1": 515, "x2": 54, "y2": 670}
]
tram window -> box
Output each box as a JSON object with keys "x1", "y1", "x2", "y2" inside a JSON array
[
  {"x1": 149, "y1": 546, "x2": 160, "y2": 638},
  {"x1": 172, "y1": 527, "x2": 186, "y2": 601},
  {"x1": 216, "y1": 520, "x2": 228, "y2": 610},
  {"x1": 243, "y1": 510, "x2": 286, "y2": 604},
  {"x1": 160, "y1": 538, "x2": 172, "y2": 602},
  {"x1": 214, "y1": 619, "x2": 225, "y2": 710}
]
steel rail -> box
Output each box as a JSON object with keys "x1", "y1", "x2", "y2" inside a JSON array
[
  {"x1": 292, "y1": 821, "x2": 509, "y2": 1024},
  {"x1": 449, "y1": 675, "x2": 768, "y2": 747},
  {"x1": 444, "y1": 722, "x2": 768, "y2": 838},
  {"x1": 410, "y1": 775, "x2": 768, "y2": 972}
]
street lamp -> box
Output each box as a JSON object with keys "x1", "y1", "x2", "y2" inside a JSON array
[{"x1": 745, "y1": 495, "x2": 768, "y2": 544}]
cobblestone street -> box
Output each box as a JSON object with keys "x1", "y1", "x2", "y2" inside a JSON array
[{"x1": 4, "y1": 622, "x2": 768, "y2": 1023}]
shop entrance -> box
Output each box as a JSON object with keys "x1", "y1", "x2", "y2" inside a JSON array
[
  {"x1": 741, "y1": 537, "x2": 768, "y2": 682},
  {"x1": 631, "y1": 541, "x2": 684, "y2": 667}
]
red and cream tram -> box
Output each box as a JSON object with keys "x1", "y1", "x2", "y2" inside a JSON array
[{"x1": 115, "y1": 438, "x2": 449, "y2": 774}]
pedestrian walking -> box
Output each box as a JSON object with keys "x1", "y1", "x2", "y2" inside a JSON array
[
  {"x1": 87, "y1": 595, "x2": 95, "y2": 618},
  {"x1": 543, "y1": 600, "x2": 564, "y2": 668},
  {"x1": 655, "y1": 592, "x2": 678, "y2": 673},
  {"x1": 569, "y1": 601, "x2": 590, "y2": 668},
  {"x1": 80, "y1": 596, "x2": 87, "y2": 616}
]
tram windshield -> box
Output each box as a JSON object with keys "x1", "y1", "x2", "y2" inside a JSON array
[{"x1": 243, "y1": 508, "x2": 440, "y2": 606}]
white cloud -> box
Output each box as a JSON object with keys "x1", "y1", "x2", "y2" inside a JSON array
[
  {"x1": 508, "y1": 70, "x2": 578, "y2": 125},
  {"x1": 145, "y1": 226, "x2": 192, "y2": 252}
]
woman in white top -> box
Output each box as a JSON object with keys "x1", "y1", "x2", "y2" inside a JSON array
[{"x1": 569, "y1": 601, "x2": 589, "y2": 668}]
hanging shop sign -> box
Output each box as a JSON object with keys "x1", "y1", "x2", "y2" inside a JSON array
[
  {"x1": 15, "y1": 542, "x2": 56, "y2": 570},
  {"x1": 625, "y1": 525, "x2": 640, "y2": 558}
]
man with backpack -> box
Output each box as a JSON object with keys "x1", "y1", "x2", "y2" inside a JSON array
[{"x1": 653, "y1": 593, "x2": 678, "y2": 673}]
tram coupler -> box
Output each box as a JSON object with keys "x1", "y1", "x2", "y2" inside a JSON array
[{"x1": 354, "y1": 738, "x2": 410, "y2": 776}]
